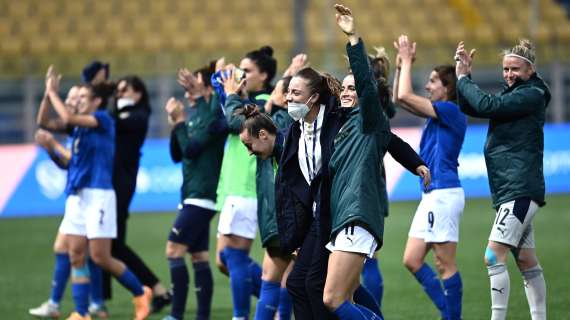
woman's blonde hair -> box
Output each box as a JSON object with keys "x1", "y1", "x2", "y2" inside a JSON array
[{"x1": 503, "y1": 39, "x2": 536, "y2": 66}]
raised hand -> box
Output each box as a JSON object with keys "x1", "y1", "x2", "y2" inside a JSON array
[
  {"x1": 164, "y1": 97, "x2": 185, "y2": 125},
  {"x1": 220, "y1": 67, "x2": 246, "y2": 96},
  {"x1": 45, "y1": 66, "x2": 62, "y2": 94},
  {"x1": 334, "y1": 4, "x2": 355, "y2": 36},
  {"x1": 395, "y1": 35, "x2": 416, "y2": 63},
  {"x1": 177, "y1": 68, "x2": 196, "y2": 92},
  {"x1": 455, "y1": 41, "x2": 476, "y2": 76},
  {"x1": 284, "y1": 53, "x2": 309, "y2": 77},
  {"x1": 178, "y1": 68, "x2": 208, "y2": 101},
  {"x1": 45, "y1": 65, "x2": 55, "y2": 86},
  {"x1": 215, "y1": 57, "x2": 226, "y2": 72}
]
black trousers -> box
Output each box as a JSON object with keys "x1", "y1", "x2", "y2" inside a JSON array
[
  {"x1": 103, "y1": 166, "x2": 159, "y2": 299},
  {"x1": 286, "y1": 218, "x2": 336, "y2": 320}
]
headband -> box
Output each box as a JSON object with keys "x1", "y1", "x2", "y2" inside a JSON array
[{"x1": 505, "y1": 53, "x2": 534, "y2": 66}]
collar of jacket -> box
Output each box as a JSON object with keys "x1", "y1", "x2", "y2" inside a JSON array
[
  {"x1": 502, "y1": 72, "x2": 539, "y2": 92},
  {"x1": 501, "y1": 72, "x2": 551, "y2": 104},
  {"x1": 272, "y1": 130, "x2": 285, "y2": 160}
]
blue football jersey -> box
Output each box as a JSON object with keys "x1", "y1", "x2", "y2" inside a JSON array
[
  {"x1": 65, "y1": 110, "x2": 115, "y2": 194},
  {"x1": 419, "y1": 101, "x2": 467, "y2": 191}
]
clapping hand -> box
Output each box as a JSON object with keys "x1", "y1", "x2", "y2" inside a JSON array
[
  {"x1": 455, "y1": 41, "x2": 476, "y2": 77},
  {"x1": 394, "y1": 35, "x2": 416, "y2": 63},
  {"x1": 164, "y1": 97, "x2": 185, "y2": 125},
  {"x1": 45, "y1": 65, "x2": 62, "y2": 94},
  {"x1": 178, "y1": 68, "x2": 208, "y2": 102}
]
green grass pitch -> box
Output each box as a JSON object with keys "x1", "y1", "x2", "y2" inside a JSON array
[{"x1": 1, "y1": 195, "x2": 569, "y2": 319}]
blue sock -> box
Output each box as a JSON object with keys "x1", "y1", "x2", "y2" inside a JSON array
[
  {"x1": 254, "y1": 280, "x2": 280, "y2": 320},
  {"x1": 169, "y1": 257, "x2": 189, "y2": 319},
  {"x1": 443, "y1": 272, "x2": 463, "y2": 320},
  {"x1": 248, "y1": 258, "x2": 262, "y2": 298},
  {"x1": 353, "y1": 285, "x2": 381, "y2": 316},
  {"x1": 354, "y1": 304, "x2": 383, "y2": 320},
  {"x1": 71, "y1": 281, "x2": 90, "y2": 316},
  {"x1": 117, "y1": 267, "x2": 144, "y2": 296},
  {"x1": 334, "y1": 300, "x2": 382, "y2": 320},
  {"x1": 50, "y1": 253, "x2": 70, "y2": 304},
  {"x1": 362, "y1": 258, "x2": 383, "y2": 308},
  {"x1": 193, "y1": 261, "x2": 213, "y2": 320},
  {"x1": 277, "y1": 287, "x2": 292, "y2": 320},
  {"x1": 224, "y1": 247, "x2": 252, "y2": 317},
  {"x1": 88, "y1": 259, "x2": 104, "y2": 305},
  {"x1": 414, "y1": 263, "x2": 448, "y2": 319}
]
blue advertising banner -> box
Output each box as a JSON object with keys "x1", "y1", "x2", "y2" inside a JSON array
[{"x1": 1, "y1": 124, "x2": 569, "y2": 218}]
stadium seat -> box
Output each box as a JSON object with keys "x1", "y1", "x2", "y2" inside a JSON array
[{"x1": 0, "y1": 0, "x2": 568, "y2": 77}]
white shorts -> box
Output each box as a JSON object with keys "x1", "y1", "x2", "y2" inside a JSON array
[
  {"x1": 59, "y1": 188, "x2": 117, "y2": 239},
  {"x1": 408, "y1": 187, "x2": 465, "y2": 243},
  {"x1": 326, "y1": 224, "x2": 377, "y2": 258},
  {"x1": 489, "y1": 198, "x2": 538, "y2": 248},
  {"x1": 217, "y1": 195, "x2": 258, "y2": 239}
]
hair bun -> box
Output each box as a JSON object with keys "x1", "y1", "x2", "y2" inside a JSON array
[
  {"x1": 519, "y1": 39, "x2": 534, "y2": 51},
  {"x1": 238, "y1": 104, "x2": 261, "y2": 119},
  {"x1": 259, "y1": 46, "x2": 274, "y2": 57}
]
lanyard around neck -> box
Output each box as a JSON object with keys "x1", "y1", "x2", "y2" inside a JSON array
[{"x1": 301, "y1": 116, "x2": 318, "y2": 182}]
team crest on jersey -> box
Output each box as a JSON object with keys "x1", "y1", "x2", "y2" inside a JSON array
[{"x1": 73, "y1": 137, "x2": 80, "y2": 154}]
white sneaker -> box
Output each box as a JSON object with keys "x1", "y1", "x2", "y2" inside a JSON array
[{"x1": 29, "y1": 300, "x2": 61, "y2": 318}]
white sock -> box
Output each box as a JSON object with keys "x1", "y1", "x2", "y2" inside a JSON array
[
  {"x1": 522, "y1": 265, "x2": 547, "y2": 320},
  {"x1": 488, "y1": 263, "x2": 510, "y2": 320},
  {"x1": 47, "y1": 299, "x2": 59, "y2": 307}
]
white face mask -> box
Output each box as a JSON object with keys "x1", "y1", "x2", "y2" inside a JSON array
[
  {"x1": 117, "y1": 97, "x2": 135, "y2": 110},
  {"x1": 287, "y1": 95, "x2": 314, "y2": 121}
]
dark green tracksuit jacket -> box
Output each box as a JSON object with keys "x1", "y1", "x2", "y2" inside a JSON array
[
  {"x1": 257, "y1": 108, "x2": 292, "y2": 247},
  {"x1": 169, "y1": 94, "x2": 227, "y2": 202},
  {"x1": 256, "y1": 130, "x2": 286, "y2": 247},
  {"x1": 329, "y1": 39, "x2": 391, "y2": 246},
  {"x1": 457, "y1": 73, "x2": 550, "y2": 208}
]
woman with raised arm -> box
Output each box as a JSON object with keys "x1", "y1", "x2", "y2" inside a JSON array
[
  {"x1": 29, "y1": 78, "x2": 82, "y2": 318},
  {"x1": 394, "y1": 34, "x2": 467, "y2": 320},
  {"x1": 45, "y1": 69, "x2": 151, "y2": 320},
  {"x1": 318, "y1": 5, "x2": 391, "y2": 319},
  {"x1": 455, "y1": 39, "x2": 549, "y2": 320},
  {"x1": 213, "y1": 48, "x2": 275, "y2": 320},
  {"x1": 343, "y1": 44, "x2": 432, "y2": 314},
  {"x1": 162, "y1": 65, "x2": 226, "y2": 320}
]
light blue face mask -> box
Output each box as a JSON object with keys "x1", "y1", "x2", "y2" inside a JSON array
[{"x1": 287, "y1": 95, "x2": 314, "y2": 121}]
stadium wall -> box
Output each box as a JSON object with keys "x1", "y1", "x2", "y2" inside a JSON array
[{"x1": 1, "y1": 124, "x2": 569, "y2": 218}]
